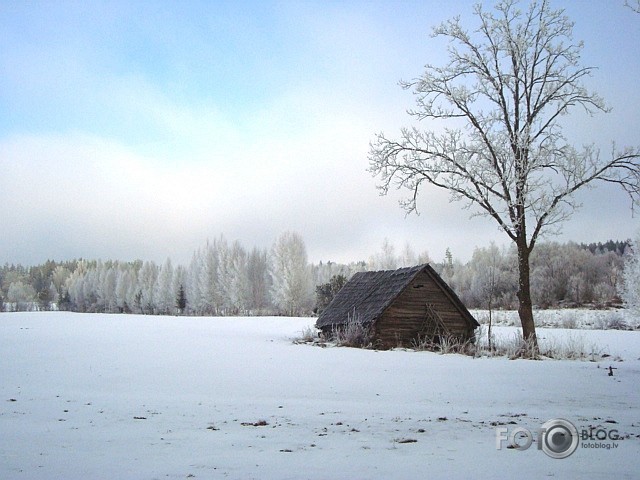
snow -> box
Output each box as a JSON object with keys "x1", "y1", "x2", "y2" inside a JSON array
[{"x1": 1, "y1": 312, "x2": 639, "y2": 479}]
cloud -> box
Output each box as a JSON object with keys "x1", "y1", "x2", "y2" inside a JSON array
[{"x1": 1, "y1": 0, "x2": 638, "y2": 267}]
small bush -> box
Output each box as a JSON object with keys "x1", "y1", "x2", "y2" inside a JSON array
[
  {"x1": 292, "y1": 325, "x2": 318, "y2": 344},
  {"x1": 496, "y1": 335, "x2": 546, "y2": 359},
  {"x1": 411, "y1": 333, "x2": 475, "y2": 355},
  {"x1": 599, "y1": 312, "x2": 630, "y2": 331},
  {"x1": 472, "y1": 327, "x2": 606, "y2": 360},
  {"x1": 332, "y1": 313, "x2": 372, "y2": 348},
  {"x1": 560, "y1": 313, "x2": 578, "y2": 329},
  {"x1": 540, "y1": 333, "x2": 605, "y2": 360}
]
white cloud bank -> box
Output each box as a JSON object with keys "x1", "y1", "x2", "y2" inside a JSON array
[{"x1": 1, "y1": 1, "x2": 638, "y2": 266}]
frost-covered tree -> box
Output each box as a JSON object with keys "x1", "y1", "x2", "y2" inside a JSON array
[
  {"x1": 200, "y1": 239, "x2": 221, "y2": 314},
  {"x1": 399, "y1": 242, "x2": 417, "y2": 267},
  {"x1": 127, "y1": 263, "x2": 142, "y2": 313},
  {"x1": 312, "y1": 260, "x2": 354, "y2": 288},
  {"x1": 593, "y1": 251, "x2": 624, "y2": 303},
  {"x1": 155, "y1": 258, "x2": 175, "y2": 315},
  {"x1": 215, "y1": 237, "x2": 236, "y2": 314},
  {"x1": 529, "y1": 242, "x2": 612, "y2": 306},
  {"x1": 228, "y1": 241, "x2": 250, "y2": 314},
  {"x1": 82, "y1": 266, "x2": 99, "y2": 311},
  {"x1": 98, "y1": 263, "x2": 117, "y2": 312},
  {"x1": 187, "y1": 249, "x2": 203, "y2": 315},
  {"x1": 623, "y1": 233, "x2": 640, "y2": 312},
  {"x1": 469, "y1": 243, "x2": 516, "y2": 346},
  {"x1": 65, "y1": 261, "x2": 85, "y2": 311},
  {"x1": 368, "y1": 238, "x2": 398, "y2": 271},
  {"x1": 7, "y1": 281, "x2": 36, "y2": 311},
  {"x1": 247, "y1": 247, "x2": 271, "y2": 313},
  {"x1": 369, "y1": 0, "x2": 640, "y2": 349},
  {"x1": 530, "y1": 243, "x2": 570, "y2": 306},
  {"x1": 51, "y1": 266, "x2": 70, "y2": 302},
  {"x1": 138, "y1": 261, "x2": 158, "y2": 314},
  {"x1": 270, "y1": 231, "x2": 313, "y2": 316},
  {"x1": 115, "y1": 267, "x2": 134, "y2": 313},
  {"x1": 626, "y1": 0, "x2": 640, "y2": 14}
]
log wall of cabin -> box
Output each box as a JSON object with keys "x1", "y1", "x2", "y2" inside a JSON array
[{"x1": 373, "y1": 271, "x2": 473, "y2": 348}]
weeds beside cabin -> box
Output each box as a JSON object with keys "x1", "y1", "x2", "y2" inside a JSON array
[{"x1": 315, "y1": 264, "x2": 479, "y2": 349}]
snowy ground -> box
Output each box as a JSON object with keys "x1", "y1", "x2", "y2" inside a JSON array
[{"x1": 1, "y1": 312, "x2": 639, "y2": 479}]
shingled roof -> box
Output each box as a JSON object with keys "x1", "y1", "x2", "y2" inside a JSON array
[{"x1": 316, "y1": 264, "x2": 477, "y2": 330}]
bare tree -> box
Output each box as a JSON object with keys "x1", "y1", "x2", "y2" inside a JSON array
[
  {"x1": 369, "y1": 0, "x2": 640, "y2": 350},
  {"x1": 622, "y1": 232, "x2": 640, "y2": 313},
  {"x1": 270, "y1": 231, "x2": 314, "y2": 316},
  {"x1": 470, "y1": 242, "x2": 503, "y2": 350}
]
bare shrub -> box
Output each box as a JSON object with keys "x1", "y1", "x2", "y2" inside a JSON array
[
  {"x1": 597, "y1": 312, "x2": 631, "y2": 330},
  {"x1": 473, "y1": 329, "x2": 605, "y2": 360},
  {"x1": 560, "y1": 312, "x2": 578, "y2": 329},
  {"x1": 507, "y1": 335, "x2": 539, "y2": 359},
  {"x1": 539, "y1": 333, "x2": 604, "y2": 360},
  {"x1": 411, "y1": 333, "x2": 475, "y2": 355},
  {"x1": 292, "y1": 325, "x2": 318, "y2": 344},
  {"x1": 332, "y1": 313, "x2": 372, "y2": 348}
]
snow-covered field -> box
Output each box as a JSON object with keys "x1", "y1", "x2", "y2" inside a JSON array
[{"x1": 1, "y1": 312, "x2": 639, "y2": 479}]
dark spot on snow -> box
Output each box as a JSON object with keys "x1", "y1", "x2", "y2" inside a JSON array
[
  {"x1": 417, "y1": 428, "x2": 426, "y2": 433},
  {"x1": 279, "y1": 449, "x2": 293, "y2": 452},
  {"x1": 206, "y1": 425, "x2": 219, "y2": 431},
  {"x1": 133, "y1": 416, "x2": 147, "y2": 420},
  {"x1": 396, "y1": 438, "x2": 417, "y2": 444},
  {"x1": 437, "y1": 417, "x2": 448, "y2": 421},
  {"x1": 8, "y1": 399, "x2": 17, "y2": 402},
  {"x1": 605, "y1": 419, "x2": 618, "y2": 424},
  {"x1": 241, "y1": 420, "x2": 268, "y2": 427}
]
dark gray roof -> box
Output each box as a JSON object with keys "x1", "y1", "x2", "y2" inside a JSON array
[{"x1": 316, "y1": 263, "x2": 477, "y2": 329}]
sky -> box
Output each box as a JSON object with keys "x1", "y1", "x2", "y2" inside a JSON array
[{"x1": 1, "y1": 0, "x2": 639, "y2": 267}]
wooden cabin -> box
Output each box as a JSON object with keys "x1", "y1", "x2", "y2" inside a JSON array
[{"x1": 315, "y1": 264, "x2": 478, "y2": 349}]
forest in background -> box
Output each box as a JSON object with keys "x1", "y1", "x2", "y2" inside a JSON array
[{"x1": 0, "y1": 233, "x2": 630, "y2": 316}]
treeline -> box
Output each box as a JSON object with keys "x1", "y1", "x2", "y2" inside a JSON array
[
  {"x1": 0, "y1": 234, "x2": 630, "y2": 315},
  {"x1": 442, "y1": 240, "x2": 628, "y2": 310},
  {"x1": 0, "y1": 232, "x2": 363, "y2": 316}
]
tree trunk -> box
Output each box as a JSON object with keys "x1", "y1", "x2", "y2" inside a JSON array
[{"x1": 516, "y1": 239, "x2": 538, "y2": 352}]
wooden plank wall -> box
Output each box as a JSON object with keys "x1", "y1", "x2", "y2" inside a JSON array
[{"x1": 374, "y1": 271, "x2": 473, "y2": 348}]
